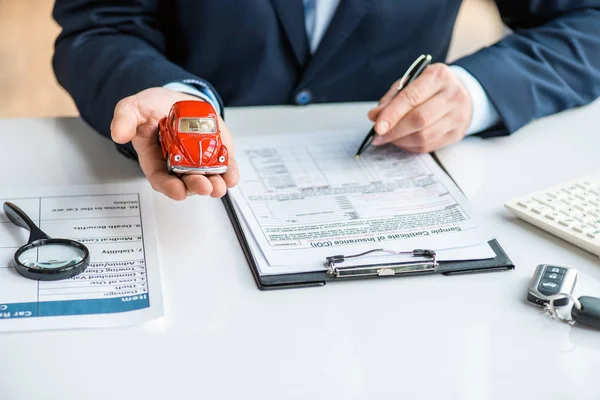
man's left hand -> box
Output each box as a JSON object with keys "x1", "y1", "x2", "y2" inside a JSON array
[{"x1": 367, "y1": 63, "x2": 472, "y2": 153}]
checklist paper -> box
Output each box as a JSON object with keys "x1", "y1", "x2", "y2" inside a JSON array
[
  {"x1": 0, "y1": 182, "x2": 163, "y2": 332},
  {"x1": 228, "y1": 130, "x2": 497, "y2": 275}
]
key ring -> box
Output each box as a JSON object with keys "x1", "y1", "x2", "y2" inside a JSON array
[{"x1": 544, "y1": 292, "x2": 582, "y2": 325}]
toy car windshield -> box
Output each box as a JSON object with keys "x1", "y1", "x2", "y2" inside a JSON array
[{"x1": 178, "y1": 117, "x2": 217, "y2": 133}]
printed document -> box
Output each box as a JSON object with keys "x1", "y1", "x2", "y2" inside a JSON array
[
  {"x1": 0, "y1": 182, "x2": 163, "y2": 332},
  {"x1": 234, "y1": 201, "x2": 496, "y2": 275},
  {"x1": 228, "y1": 130, "x2": 496, "y2": 272}
]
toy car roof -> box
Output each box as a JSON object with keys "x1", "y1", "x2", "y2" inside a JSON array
[{"x1": 173, "y1": 100, "x2": 217, "y2": 118}]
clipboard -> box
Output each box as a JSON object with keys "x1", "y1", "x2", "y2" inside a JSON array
[{"x1": 222, "y1": 153, "x2": 514, "y2": 290}]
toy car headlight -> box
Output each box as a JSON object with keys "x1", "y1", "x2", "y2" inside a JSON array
[
  {"x1": 173, "y1": 154, "x2": 182, "y2": 162},
  {"x1": 199, "y1": 118, "x2": 216, "y2": 132},
  {"x1": 218, "y1": 155, "x2": 226, "y2": 163}
]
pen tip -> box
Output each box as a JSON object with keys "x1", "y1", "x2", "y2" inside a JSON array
[{"x1": 355, "y1": 155, "x2": 360, "y2": 159}]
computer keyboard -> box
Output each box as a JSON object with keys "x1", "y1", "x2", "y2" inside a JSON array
[{"x1": 504, "y1": 176, "x2": 600, "y2": 257}]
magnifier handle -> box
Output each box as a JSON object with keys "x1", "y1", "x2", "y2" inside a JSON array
[{"x1": 3, "y1": 202, "x2": 50, "y2": 242}]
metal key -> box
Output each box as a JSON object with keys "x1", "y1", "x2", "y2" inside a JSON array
[
  {"x1": 571, "y1": 296, "x2": 600, "y2": 329},
  {"x1": 545, "y1": 293, "x2": 600, "y2": 330}
]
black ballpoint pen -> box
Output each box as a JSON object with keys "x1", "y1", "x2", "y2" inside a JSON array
[{"x1": 355, "y1": 54, "x2": 432, "y2": 158}]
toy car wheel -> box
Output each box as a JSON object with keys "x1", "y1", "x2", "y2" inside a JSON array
[
  {"x1": 218, "y1": 155, "x2": 226, "y2": 163},
  {"x1": 166, "y1": 152, "x2": 172, "y2": 171},
  {"x1": 158, "y1": 129, "x2": 161, "y2": 142}
]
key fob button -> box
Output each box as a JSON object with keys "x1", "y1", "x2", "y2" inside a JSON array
[
  {"x1": 540, "y1": 280, "x2": 559, "y2": 289},
  {"x1": 543, "y1": 272, "x2": 563, "y2": 281},
  {"x1": 538, "y1": 280, "x2": 560, "y2": 294},
  {"x1": 547, "y1": 266, "x2": 566, "y2": 274}
]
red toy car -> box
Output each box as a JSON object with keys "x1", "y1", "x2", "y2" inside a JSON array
[{"x1": 159, "y1": 100, "x2": 228, "y2": 174}]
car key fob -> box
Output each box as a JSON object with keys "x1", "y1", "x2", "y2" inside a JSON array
[{"x1": 527, "y1": 264, "x2": 578, "y2": 307}]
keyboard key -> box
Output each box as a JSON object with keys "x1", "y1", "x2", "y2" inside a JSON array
[
  {"x1": 589, "y1": 198, "x2": 600, "y2": 207},
  {"x1": 562, "y1": 185, "x2": 580, "y2": 194},
  {"x1": 558, "y1": 218, "x2": 575, "y2": 227},
  {"x1": 564, "y1": 187, "x2": 587, "y2": 198},
  {"x1": 531, "y1": 207, "x2": 547, "y2": 214},
  {"x1": 533, "y1": 196, "x2": 559, "y2": 209},
  {"x1": 560, "y1": 196, "x2": 579, "y2": 205},
  {"x1": 587, "y1": 230, "x2": 600, "y2": 239},
  {"x1": 559, "y1": 207, "x2": 576, "y2": 216},
  {"x1": 545, "y1": 212, "x2": 561, "y2": 221},
  {"x1": 547, "y1": 190, "x2": 567, "y2": 199},
  {"x1": 575, "y1": 202, "x2": 592, "y2": 211},
  {"x1": 589, "y1": 187, "x2": 600, "y2": 196},
  {"x1": 582, "y1": 191, "x2": 595, "y2": 199},
  {"x1": 576, "y1": 224, "x2": 594, "y2": 236},
  {"x1": 583, "y1": 181, "x2": 600, "y2": 193},
  {"x1": 517, "y1": 200, "x2": 534, "y2": 208},
  {"x1": 573, "y1": 213, "x2": 592, "y2": 223},
  {"x1": 573, "y1": 225, "x2": 585, "y2": 233}
]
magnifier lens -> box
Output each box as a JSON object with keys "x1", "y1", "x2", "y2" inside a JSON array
[{"x1": 18, "y1": 242, "x2": 86, "y2": 270}]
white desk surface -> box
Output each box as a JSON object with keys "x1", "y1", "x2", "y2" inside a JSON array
[{"x1": 1, "y1": 100, "x2": 600, "y2": 399}]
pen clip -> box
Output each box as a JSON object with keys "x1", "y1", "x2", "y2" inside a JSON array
[
  {"x1": 325, "y1": 248, "x2": 438, "y2": 278},
  {"x1": 397, "y1": 54, "x2": 432, "y2": 91}
]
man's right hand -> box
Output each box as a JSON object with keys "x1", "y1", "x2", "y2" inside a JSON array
[{"x1": 110, "y1": 87, "x2": 239, "y2": 200}]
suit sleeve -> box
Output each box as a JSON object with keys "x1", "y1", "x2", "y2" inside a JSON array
[
  {"x1": 451, "y1": 0, "x2": 600, "y2": 137},
  {"x1": 51, "y1": 0, "x2": 223, "y2": 155}
]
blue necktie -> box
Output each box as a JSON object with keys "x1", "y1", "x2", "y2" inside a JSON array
[{"x1": 303, "y1": 0, "x2": 316, "y2": 50}]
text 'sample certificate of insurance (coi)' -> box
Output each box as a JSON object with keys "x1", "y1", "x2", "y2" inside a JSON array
[
  {"x1": 228, "y1": 130, "x2": 496, "y2": 274},
  {"x1": 0, "y1": 182, "x2": 163, "y2": 332}
]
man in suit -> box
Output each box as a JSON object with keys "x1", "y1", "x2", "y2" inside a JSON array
[{"x1": 52, "y1": 1, "x2": 600, "y2": 200}]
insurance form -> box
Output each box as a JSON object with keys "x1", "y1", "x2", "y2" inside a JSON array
[
  {"x1": 0, "y1": 182, "x2": 163, "y2": 332},
  {"x1": 228, "y1": 130, "x2": 496, "y2": 270}
]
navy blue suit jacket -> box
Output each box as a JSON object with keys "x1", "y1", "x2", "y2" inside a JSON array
[{"x1": 52, "y1": 0, "x2": 600, "y2": 152}]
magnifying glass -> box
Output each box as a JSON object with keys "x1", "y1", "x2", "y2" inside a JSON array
[{"x1": 3, "y1": 201, "x2": 90, "y2": 281}]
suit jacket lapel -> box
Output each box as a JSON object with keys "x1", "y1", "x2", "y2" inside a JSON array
[
  {"x1": 302, "y1": 0, "x2": 370, "y2": 81},
  {"x1": 269, "y1": 0, "x2": 310, "y2": 67}
]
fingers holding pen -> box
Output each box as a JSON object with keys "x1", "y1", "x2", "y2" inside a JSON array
[
  {"x1": 372, "y1": 64, "x2": 446, "y2": 136},
  {"x1": 371, "y1": 89, "x2": 452, "y2": 146},
  {"x1": 368, "y1": 63, "x2": 473, "y2": 153}
]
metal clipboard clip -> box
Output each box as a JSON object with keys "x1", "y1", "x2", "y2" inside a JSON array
[{"x1": 325, "y1": 249, "x2": 438, "y2": 278}]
